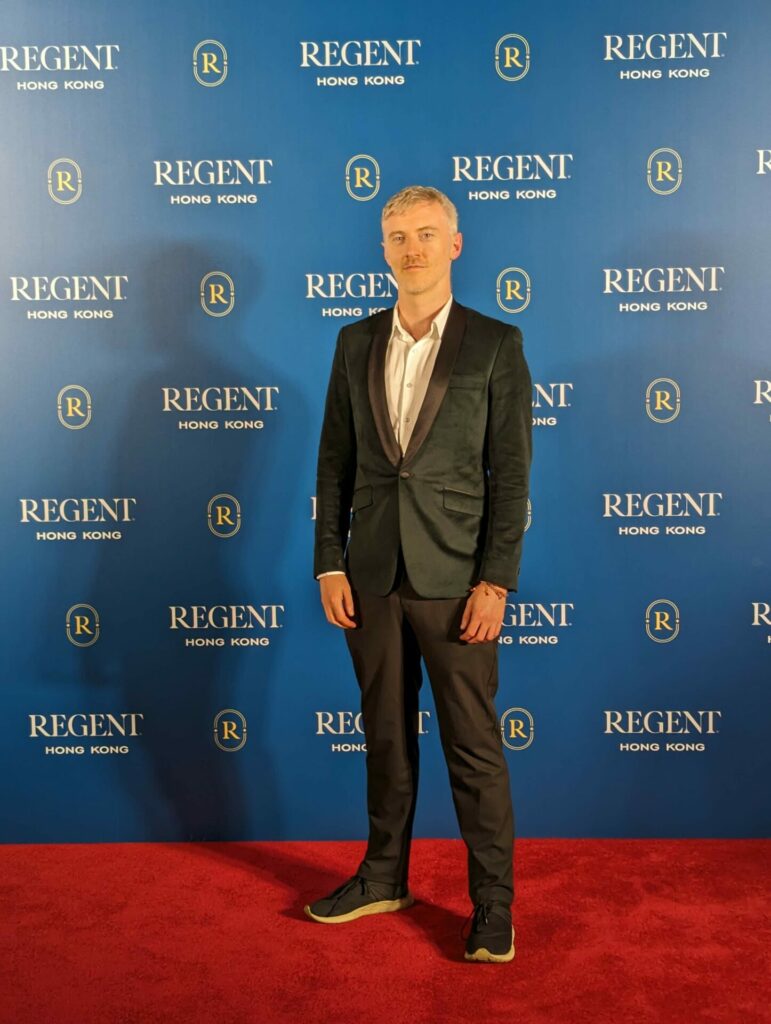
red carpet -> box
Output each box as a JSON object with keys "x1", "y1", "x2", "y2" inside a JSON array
[{"x1": 2, "y1": 838, "x2": 768, "y2": 1023}]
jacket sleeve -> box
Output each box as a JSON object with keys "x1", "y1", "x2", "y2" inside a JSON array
[
  {"x1": 478, "y1": 325, "x2": 533, "y2": 591},
  {"x1": 313, "y1": 328, "x2": 357, "y2": 578}
]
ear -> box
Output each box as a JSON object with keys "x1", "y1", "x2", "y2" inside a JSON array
[{"x1": 450, "y1": 232, "x2": 463, "y2": 260}]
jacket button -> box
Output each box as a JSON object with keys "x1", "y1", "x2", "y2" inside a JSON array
[{"x1": 399, "y1": 470, "x2": 411, "y2": 479}]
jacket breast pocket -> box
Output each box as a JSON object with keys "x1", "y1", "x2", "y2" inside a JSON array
[
  {"x1": 351, "y1": 485, "x2": 373, "y2": 512},
  {"x1": 443, "y1": 487, "x2": 484, "y2": 517}
]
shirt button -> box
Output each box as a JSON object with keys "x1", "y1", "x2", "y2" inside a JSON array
[
  {"x1": 405, "y1": 416, "x2": 411, "y2": 422},
  {"x1": 406, "y1": 382, "x2": 413, "y2": 388},
  {"x1": 400, "y1": 470, "x2": 411, "y2": 479}
]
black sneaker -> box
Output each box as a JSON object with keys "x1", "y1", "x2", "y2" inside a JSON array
[
  {"x1": 304, "y1": 874, "x2": 414, "y2": 924},
  {"x1": 462, "y1": 901, "x2": 515, "y2": 962}
]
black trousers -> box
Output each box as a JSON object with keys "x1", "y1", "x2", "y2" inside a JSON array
[{"x1": 344, "y1": 547, "x2": 515, "y2": 906}]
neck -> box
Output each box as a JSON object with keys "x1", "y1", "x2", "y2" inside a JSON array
[{"x1": 396, "y1": 287, "x2": 452, "y2": 341}]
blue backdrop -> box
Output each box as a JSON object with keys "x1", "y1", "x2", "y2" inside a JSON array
[{"x1": 1, "y1": 0, "x2": 769, "y2": 843}]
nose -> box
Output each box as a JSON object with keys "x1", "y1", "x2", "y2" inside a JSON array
[{"x1": 405, "y1": 236, "x2": 424, "y2": 261}]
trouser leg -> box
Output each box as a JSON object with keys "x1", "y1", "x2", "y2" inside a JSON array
[
  {"x1": 344, "y1": 561, "x2": 422, "y2": 887},
  {"x1": 399, "y1": 578, "x2": 514, "y2": 906}
]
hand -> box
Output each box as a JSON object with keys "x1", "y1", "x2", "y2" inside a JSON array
[
  {"x1": 459, "y1": 582, "x2": 506, "y2": 643},
  {"x1": 319, "y1": 574, "x2": 357, "y2": 629}
]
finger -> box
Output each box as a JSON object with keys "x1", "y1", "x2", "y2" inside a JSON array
[
  {"x1": 476, "y1": 624, "x2": 493, "y2": 643},
  {"x1": 323, "y1": 602, "x2": 341, "y2": 627},
  {"x1": 322, "y1": 595, "x2": 343, "y2": 627},
  {"x1": 479, "y1": 623, "x2": 495, "y2": 643},
  {"x1": 460, "y1": 615, "x2": 482, "y2": 642},
  {"x1": 331, "y1": 596, "x2": 357, "y2": 628},
  {"x1": 460, "y1": 593, "x2": 481, "y2": 636},
  {"x1": 342, "y1": 583, "x2": 356, "y2": 619},
  {"x1": 459, "y1": 600, "x2": 471, "y2": 632}
]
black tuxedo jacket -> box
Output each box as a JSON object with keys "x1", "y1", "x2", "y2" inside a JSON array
[{"x1": 313, "y1": 299, "x2": 532, "y2": 598}]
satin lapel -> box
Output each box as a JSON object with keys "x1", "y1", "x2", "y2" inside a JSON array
[
  {"x1": 367, "y1": 310, "x2": 401, "y2": 467},
  {"x1": 401, "y1": 300, "x2": 468, "y2": 467}
]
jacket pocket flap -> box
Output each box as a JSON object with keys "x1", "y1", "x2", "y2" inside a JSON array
[
  {"x1": 442, "y1": 487, "x2": 484, "y2": 516},
  {"x1": 351, "y1": 485, "x2": 373, "y2": 512}
]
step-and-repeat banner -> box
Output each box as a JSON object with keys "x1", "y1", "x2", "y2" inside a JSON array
[{"x1": 1, "y1": 0, "x2": 769, "y2": 843}]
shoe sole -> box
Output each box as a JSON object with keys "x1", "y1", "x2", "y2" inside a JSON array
[
  {"x1": 303, "y1": 894, "x2": 414, "y2": 924},
  {"x1": 464, "y1": 925, "x2": 516, "y2": 963}
]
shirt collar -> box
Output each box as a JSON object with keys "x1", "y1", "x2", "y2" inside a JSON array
[{"x1": 391, "y1": 293, "x2": 454, "y2": 344}]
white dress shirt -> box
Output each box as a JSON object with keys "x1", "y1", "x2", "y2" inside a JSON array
[
  {"x1": 317, "y1": 295, "x2": 454, "y2": 579},
  {"x1": 385, "y1": 294, "x2": 453, "y2": 455}
]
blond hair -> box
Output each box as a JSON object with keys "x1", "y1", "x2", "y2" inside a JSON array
[{"x1": 381, "y1": 185, "x2": 459, "y2": 234}]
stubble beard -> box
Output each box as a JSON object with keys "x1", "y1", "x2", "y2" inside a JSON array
[{"x1": 397, "y1": 267, "x2": 441, "y2": 297}]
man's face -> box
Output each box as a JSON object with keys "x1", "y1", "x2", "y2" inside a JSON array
[{"x1": 381, "y1": 201, "x2": 462, "y2": 298}]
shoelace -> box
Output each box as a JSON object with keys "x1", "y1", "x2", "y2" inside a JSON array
[
  {"x1": 461, "y1": 900, "x2": 492, "y2": 941},
  {"x1": 330, "y1": 875, "x2": 370, "y2": 902}
]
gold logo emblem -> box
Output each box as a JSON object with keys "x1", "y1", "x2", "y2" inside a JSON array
[
  {"x1": 57, "y1": 385, "x2": 92, "y2": 429},
  {"x1": 345, "y1": 154, "x2": 380, "y2": 201},
  {"x1": 500, "y1": 707, "x2": 534, "y2": 750},
  {"x1": 647, "y1": 148, "x2": 683, "y2": 195},
  {"x1": 494, "y1": 34, "x2": 530, "y2": 81},
  {"x1": 646, "y1": 378, "x2": 681, "y2": 422},
  {"x1": 645, "y1": 599, "x2": 680, "y2": 642},
  {"x1": 496, "y1": 267, "x2": 531, "y2": 313},
  {"x1": 66, "y1": 603, "x2": 100, "y2": 647},
  {"x1": 200, "y1": 271, "x2": 235, "y2": 316},
  {"x1": 193, "y1": 40, "x2": 228, "y2": 87},
  {"x1": 213, "y1": 709, "x2": 247, "y2": 751},
  {"x1": 47, "y1": 158, "x2": 83, "y2": 204},
  {"x1": 207, "y1": 494, "x2": 242, "y2": 537}
]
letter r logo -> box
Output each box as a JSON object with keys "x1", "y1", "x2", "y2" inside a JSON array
[
  {"x1": 215, "y1": 505, "x2": 234, "y2": 527},
  {"x1": 645, "y1": 599, "x2": 681, "y2": 642},
  {"x1": 500, "y1": 707, "x2": 535, "y2": 749},
  {"x1": 64, "y1": 396, "x2": 85, "y2": 418},
  {"x1": 47, "y1": 158, "x2": 83, "y2": 204},
  {"x1": 653, "y1": 389, "x2": 674, "y2": 411},
  {"x1": 504, "y1": 46, "x2": 523, "y2": 68},
  {"x1": 495, "y1": 34, "x2": 530, "y2": 81},
  {"x1": 507, "y1": 717, "x2": 526, "y2": 740},
  {"x1": 496, "y1": 267, "x2": 531, "y2": 313},
  {"x1": 207, "y1": 494, "x2": 242, "y2": 537},
  {"x1": 653, "y1": 610, "x2": 673, "y2": 632},
  {"x1": 74, "y1": 615, "x2": 93, "y2": 635},
  {"x1": 345, "y1": 155, "x2": 381, "y2": 201},
  {"x1": 55, "y1": 171, "x2": 77, "y2": 194}
]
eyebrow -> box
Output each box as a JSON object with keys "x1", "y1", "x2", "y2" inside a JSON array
[{"x1": 387, "y1": 225, "x2": 439, "y2": 237}]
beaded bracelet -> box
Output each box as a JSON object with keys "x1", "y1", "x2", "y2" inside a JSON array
[{"x1": 468, "y1": 580, "x2": 508, "y2": 600}]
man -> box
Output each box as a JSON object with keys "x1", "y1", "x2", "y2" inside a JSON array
[{"x1": 306, "y1": 185, "x2": 532, "y2": 963}]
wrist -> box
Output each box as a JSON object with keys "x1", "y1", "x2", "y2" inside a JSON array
[{"x1": 469, "y1": 580, "x2": 507, "y2": 600}]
